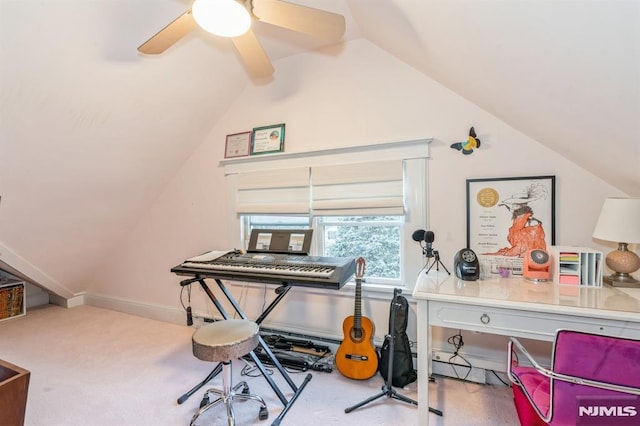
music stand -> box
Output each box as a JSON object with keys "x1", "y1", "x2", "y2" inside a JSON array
[{"x1": 344, "y1": 288, "x2": 443, "y2": 417}]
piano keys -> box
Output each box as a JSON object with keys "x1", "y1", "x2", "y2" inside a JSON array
[{"x1": 171, "y1": 250, "x2": 356, "y2": 290}]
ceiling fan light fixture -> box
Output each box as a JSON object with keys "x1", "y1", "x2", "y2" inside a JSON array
[{"x1": 192, "y1": 0, "x2": 251, "y2": 38}]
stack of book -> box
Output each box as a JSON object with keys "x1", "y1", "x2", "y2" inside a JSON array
[{"x1": 0, "y1": 281, "x2": 24, "y2": 320}]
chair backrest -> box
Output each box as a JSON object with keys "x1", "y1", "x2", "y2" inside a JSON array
[{"x1": 549, "y1": 330, "x2": 640, "y2": 425}]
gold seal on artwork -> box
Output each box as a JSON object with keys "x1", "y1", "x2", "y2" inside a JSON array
[{"x1": 477, "y1": 188, "x2": 499, "y2": 207}]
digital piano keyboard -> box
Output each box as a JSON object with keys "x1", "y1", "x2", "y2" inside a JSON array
[{"x1": 171, "y1": 250, "x2": 356, "y2": 290}]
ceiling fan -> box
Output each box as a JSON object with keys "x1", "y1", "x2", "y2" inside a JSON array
[{"x1": 138, "y1": 0, "x2": 346, "y2": 78}]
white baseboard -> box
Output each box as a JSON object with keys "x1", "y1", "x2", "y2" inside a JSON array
[
  {"x1": 50, "y1": 293, "x2": 85, "y2": 308},
  {"x1": 432, "y1": 360, "x2": 487, "y2": 384},
  {"x1": 67, "y1": 292, "x2": 522, "y2": 387},
  {"x1": 83, "y1": 293, "x2": 187, "y2": 326},
  {"x1": 432, "y1": 349, "x2": 506, "y2": 373}
]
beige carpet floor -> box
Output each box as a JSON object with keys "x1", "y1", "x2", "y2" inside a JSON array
[{"x1": 0, "y1": 304, "x2": 519, "y2": 425}]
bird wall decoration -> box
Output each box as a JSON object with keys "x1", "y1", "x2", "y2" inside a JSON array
[{"x1": 451, "y1": 127, "x2": 481, "y2": 155}]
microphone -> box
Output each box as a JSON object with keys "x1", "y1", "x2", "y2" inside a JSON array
[
  {"x1": 424, "y1": 230, "x2": 435, "y2": 244},
  {"x1": 412, "y1": 229, "x2": 435, "y2": 258},
  {"x1": 412, "y1": 229, "x2": 426, "y2": 242},
  {"x1": 424, "y1": 231, "x2": 435, "y2": 258},
  {"x1": 186, "y1": 306, "x2": 193, "y2": 326}
]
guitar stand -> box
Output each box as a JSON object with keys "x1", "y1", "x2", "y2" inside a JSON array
[{"x1": 344, "y1": 289, "x2": 443, "y2": 417}]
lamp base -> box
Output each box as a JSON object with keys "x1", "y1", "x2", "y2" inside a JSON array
[
  {"x1": 603, "y1": 244, "x2": 640, "y2": 287},
  {"x1": 604, "y1": 272, "x2": 640, "y2": 288}
]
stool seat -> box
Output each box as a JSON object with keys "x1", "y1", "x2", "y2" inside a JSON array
[
  {"x1": 189, "y1": 319, "x2": 268, "y2": 426},
  {"x1": 193, "y1": 319, "x2": 259, "y2": 363}
]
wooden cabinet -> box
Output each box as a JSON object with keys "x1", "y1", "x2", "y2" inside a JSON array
[
  {"x1": 0, "y1": 359, "x2": 30, "y2": 426},
  {"x1": 549, "y1": 246, "x2": 603, "y2": 287}
]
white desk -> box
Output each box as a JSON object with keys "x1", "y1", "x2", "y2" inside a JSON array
[{"x1": 412, "y1": 272, "x2": 640, "y2": 426}]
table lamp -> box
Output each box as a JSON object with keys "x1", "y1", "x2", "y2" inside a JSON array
[{"x1": 592, "y1": 197, "x2": 640, "y2": 287}]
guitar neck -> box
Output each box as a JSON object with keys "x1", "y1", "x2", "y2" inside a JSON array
[
  {"x1": 353, "y1": 277, "x2": 362, "y2": 330},
  {"x1": 353, "y1": 256, "x2": 365, "y2": 330}
]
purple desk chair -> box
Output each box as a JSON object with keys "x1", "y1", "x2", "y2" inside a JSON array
[{"x1": 507, "y1": 329, "x2": 640, "y2": 425}]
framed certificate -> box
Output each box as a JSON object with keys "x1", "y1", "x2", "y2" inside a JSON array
[
  {"x1": 466, "y1": 175, "x2": 556, "y2": 257},
  {"x1": 251, "y1": 123, "x2": 285, "y2": 155},
  {"x1": 225, "y1": 131, "x2": 252, "y2": 158}
]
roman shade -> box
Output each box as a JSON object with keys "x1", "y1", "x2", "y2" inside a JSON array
[
  {"x1": 311, "y1": 160, "x2": 404, "y2": 216},
  {"x1": 235, "y1": 167, "x2": 310, "y2": 214}
]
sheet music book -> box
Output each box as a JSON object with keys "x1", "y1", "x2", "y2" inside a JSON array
[
  {"x1": 248, "y1": 229, "x2": 313, "y2": 255},
  {"x1": 185, "y1": 250, "x2": 233, "y2": 263}
]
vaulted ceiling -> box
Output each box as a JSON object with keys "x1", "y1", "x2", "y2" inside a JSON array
[{"x1": 1, "y1": 0, "x2": 638, "y2": 291}]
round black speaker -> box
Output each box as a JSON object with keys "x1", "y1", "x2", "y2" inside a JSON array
[{"x1": 530, "y1": 249, "x2": 549, "y2": 265}]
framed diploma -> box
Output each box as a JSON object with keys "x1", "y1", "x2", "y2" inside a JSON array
[
  {"x1": 251, "y1": 123, "x2": 285, "y2": 155},
  {"x1": 225, "y1": 131, "x2": 252, "y2": 158},
  {"x1": 466, "y1": 175, "x2": 556, "y2": 259}
]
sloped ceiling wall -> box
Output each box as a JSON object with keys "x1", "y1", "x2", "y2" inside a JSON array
[
  {"x1": 0, "y1": 0, "x2": 638, "y2": 295},
  {"x1": 349, "y1": 0, "x2": 639, "y2": 193}
]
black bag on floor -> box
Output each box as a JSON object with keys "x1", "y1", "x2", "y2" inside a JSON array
[{"x1": 378, "y1": 292, "x2": 417, "y2": 387}]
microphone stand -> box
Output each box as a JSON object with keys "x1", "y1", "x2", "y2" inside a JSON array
[
  {"x1": 425, "y1": 250, "x2": 450, "y2": 275},
  {"x1": 344, "y1": 289, "x2": 443, "y2": 417}
]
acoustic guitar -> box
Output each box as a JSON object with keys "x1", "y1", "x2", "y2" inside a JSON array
[{"x1": 335, "y1": 257, "x2": 378, "y2": 380}]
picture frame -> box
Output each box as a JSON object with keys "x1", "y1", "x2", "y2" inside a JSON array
[
  {"x1": 466, "y1": 175, "x2": 556, "y2": 260},
  {"x1": 224, "y1": 131, "x2": 252, "y2": 158},
  {"x1": 251, "y1": 123, "x2": 285, "y2": 155}
]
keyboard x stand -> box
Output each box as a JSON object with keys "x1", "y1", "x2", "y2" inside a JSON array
[{"x1": 176, "y1": 276, "x2": 311, "y2": 426}]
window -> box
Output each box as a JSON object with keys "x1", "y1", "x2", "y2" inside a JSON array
[
  {"x1": 247, "y1": 215, "x2": 310, "y2": 229},
  {"x1": 243, "y1": 215, "x2": 310, "y2": 251},
  {"x1": 225, "y1": 139, "x2": 430, "y2": 292},
  {"x1": 318, "y1": 215, "x2": 402, "y2": 283},
  {"x1": 243, "y1": 215, "x2": 402, "y2": 285}
]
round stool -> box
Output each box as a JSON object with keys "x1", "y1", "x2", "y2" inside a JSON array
[{"x1": 190, "y1": 319, "x2": 268, "y2": 426}]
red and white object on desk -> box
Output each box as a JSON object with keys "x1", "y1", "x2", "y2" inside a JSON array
[{"x1": 523, "y1": 249, "x2": 552, "y2": 282}]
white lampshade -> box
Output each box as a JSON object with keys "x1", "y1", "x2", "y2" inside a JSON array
[
  {"x1": 592, "y1": 197, "x2": 640, "y2": 244},
  {"x1": 192, "y1": 0, "x2": 251, "y2": 38}
]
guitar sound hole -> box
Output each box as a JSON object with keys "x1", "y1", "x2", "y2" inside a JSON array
[{"x1": 350, "y1": 328, "x2": 364, "y2": 342}]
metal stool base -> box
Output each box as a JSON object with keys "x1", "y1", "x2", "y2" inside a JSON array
[{"x1": 189, "y1": 361, "x2": 268, "y2": 426}]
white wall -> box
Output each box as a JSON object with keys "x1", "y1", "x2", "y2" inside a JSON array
[{"x1": 86, "y1": 39, "x2": 628, "y2": 366}]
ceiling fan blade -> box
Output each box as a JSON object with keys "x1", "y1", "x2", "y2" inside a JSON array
[
  {"x1": 138, "y1": 10, "x2": 198, "y2": 54},
  {"x1": 232, "y1": 29, "x2": 275, "y2": 78},
  {"x1": 251, "y1": 0, "x2": 345, "y2": 41}
]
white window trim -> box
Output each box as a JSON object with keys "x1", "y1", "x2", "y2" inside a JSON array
[{"x1": 222, "y1": 138, "x2": 431, "y2": 292}]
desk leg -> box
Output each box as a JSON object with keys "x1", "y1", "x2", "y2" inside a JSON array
[{"x1": 416, "y1": 299, "x2": 433, "y2": 426}]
